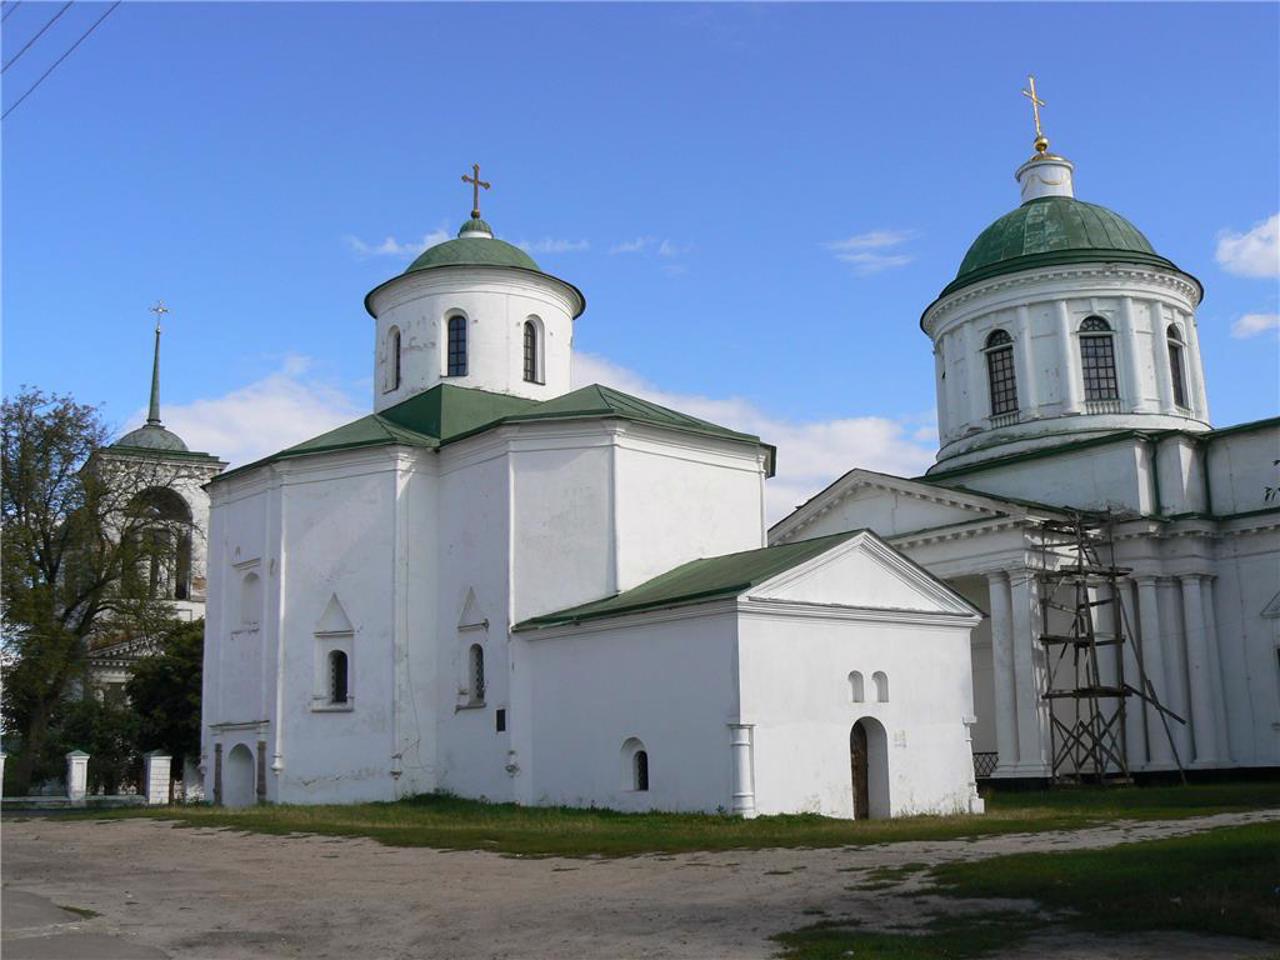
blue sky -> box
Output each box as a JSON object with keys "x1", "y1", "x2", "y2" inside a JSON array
[{"x1": 4, "y1": 2, "x2": 1278, "y2": 515}]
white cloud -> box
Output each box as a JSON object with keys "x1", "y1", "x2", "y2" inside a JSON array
[
  {"x1": 826, "y1": 229, "x2": 917, "y2": 275},
  {"x1": 1231, "y1": 312, "x2": 1280, "y2": 339},
  {"x1": 572, "y1": 353, "x2": 935, "y2": 522},
  {"x1": 1215, "y1": 214, "x2": 1279, "y2": 278},
  {"x1": 346, "y1": 228, "x2": 451, "y2": 258},
  {"x1": 125, "y1": 356, "x2": 363, "y2": 467},
  {"x1": 657, "y1": 239, "x2": 693, "y2": 258},
  {"x1": 517, "y1": 237, "x2": 590, "y2": 254},
  {"x1": 610, "y1": 237, "x2": 655, "y2": 255}
]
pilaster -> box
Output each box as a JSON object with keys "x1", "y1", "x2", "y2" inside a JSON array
[{"x1": 985, "y1": 571, "x2": 1020, "y2": 775}]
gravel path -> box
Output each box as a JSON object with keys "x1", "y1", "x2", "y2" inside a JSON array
[{"x1": 4, "y1": 809, "x2": 1278, "y2": 959}]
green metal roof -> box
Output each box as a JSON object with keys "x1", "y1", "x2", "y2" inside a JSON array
[
  {"x1": 114, "y1": 423, "x2": 189, "y2": 452},
  {"x1": 214, "y1": 383, "x2": 771, "y2": 482},
  {"x1": 406, "y1": 235, "x2": 541, "y2": 273},
  {"x1": 936, "y1": 196, "x2": 1196, "y2": 301},
  {"x1": 515, "y1": 530, "x2": 863, "y2": 631}
]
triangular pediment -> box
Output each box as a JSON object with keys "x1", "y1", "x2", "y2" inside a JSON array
[
  {"x1": 316, "y1": 594, "x2": 353, "y2": 635},
  {"x1": 458, "y1": 587, "x2": 488, "y2": 630},
  {"x1": 770, "y1": 468, "x2": 1041, "y2": 544},
  {"x1": 748, "y1": 530, "x2": 980, "y2": 618},
  {"x1": 1263, "y1": 590, "x2": 1280, "y2": 620}
]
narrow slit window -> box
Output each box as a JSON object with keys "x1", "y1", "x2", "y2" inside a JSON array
[
  {"x1": 1079, "y1": 317, "x2": 1118, "y2": 401},
  {"x1": 984, "y1": 329, "x2": 1018, "y2": 416},
  {"x1": 634, "y1": 750, "x2": 649, "y2": 791},
  {"x1": 469, "y1": 643, "x2": 485, "y2": 704},
  {"x1": 329, "y1": 650, "x2": 349, "y2": 704},
  {"x1": 387, "y1": 327, "x2": 402, "y2": 391},
  {"x1": 1167, "y1": 325, "x2": 1188, "y2": 408},
  {"x1": 447, "y1": 315, "x2": 468, "y2": 377},
  {"x1": 523, "y1": 321, "x2": 539, "y2": 383}
]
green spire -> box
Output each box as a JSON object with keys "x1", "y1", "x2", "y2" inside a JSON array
[{"x1": 147, "y1": 301, "x2": 168, "y2": 425}]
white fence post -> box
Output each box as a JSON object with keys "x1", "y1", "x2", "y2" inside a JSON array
[
  {"x1": 66, "y1": 750, "x2": 90, "y2": 805},
  {"x1": 0, "y1": 752, "x2": 6, "y2": 797},
  {"x1": 144, "y1": 752, "x2": 172, "y2": 806}
]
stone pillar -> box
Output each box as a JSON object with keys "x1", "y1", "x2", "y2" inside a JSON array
[
  {"x1": 1118, "y1": 298, "x2": 1146, "y2": 411},
  {"x1": 1182, "y1": 312, "x2": 1210, "y2": 419},
  {"x1": 1010, "y1": 571, "x2": 1049, "y2": 774},
  {"x1": 965, "y1": 323, "x2": 986, "y2": 427},
  {"x1": 985, "y1": 572, "x2": 1020, "y2": 774},
  {"x1": 66, "y1": 751, "x2": 89, "y2": 805},
  {"x1": 1055, "y1": 301, "x2": 1083, "y2": 415},
  {"x1": 144, "y1": 752, "x2": 172, "y2": 806},
  {"x1": 1117, "y1": 580, "x2": 1148, "y2": 768},
  {"x1": 1180, "y1": 575, "x2": 1221, "y2": 764},
  {"x1": 728, "y1": 724, "x2": 756, "y2": 818},
  {"x1": 1090, "y1": 583, "x2": 1122, "y2": 774},
  {"x1": 0, "y1": 752, "x2": 6, "y2": 797},
  {"x1": 1154, "y1": 313, "x2": 1177, "y2": 416},
  {"x1": 213, "y1": 742, "x2": 223, "y2": 806},
  {"x1": 1136, "y1": 577, "x2": 1174, "y2": 765},
  {"x1": 1201, "y1": 577, "x2": 1231, "y2": 761},
  {"x1": 1014, "y1": 305, "x2": 1038, "y2": 413}
]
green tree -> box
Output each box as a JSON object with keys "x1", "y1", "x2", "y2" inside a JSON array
[
  {"x1": 126, "y1": 618, "x2": 203, "y2": 773},
  {"x1": 1, "y1": 388, "x2": 193, "y2": 792}
]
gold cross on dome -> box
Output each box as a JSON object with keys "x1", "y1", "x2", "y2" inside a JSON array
[
  {"x1": 149, "y1": 300, "x2": 169, "y2": 333},
  {"x1": 1021, "y1": 75, "x2": 1049, "y2": 154},
  {"x1": 461, "y1": 163, "x2": 491, "y2": 218}
]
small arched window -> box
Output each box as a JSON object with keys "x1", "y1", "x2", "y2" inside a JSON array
[
  {"x1": 447, "y1": 315, "x2": 468, "y2": 377},
  {"x1": 386, "y1": 327, "x2": 402, "y2": 392},
  {"x1": 523, "y1": 320, "x2": 540, "y2": 384},
  {"x1": 984, "y1": 329, "x2": 1018, "y2": 417},
  {"x1": 849, "y1": 671, "x2": 865, "y2": 703},
  {"x1": 468, "y1": 643, "x2": 485, "y2": 704},
  {"x1": 1166, "y1": 325, "x2": 1188, "y2": 408},
  {"x1": 872, "y1": 671, "x2": 889, "y2": 703},
  {"x1": 634, "y1": 750, "x2": 649, "y2": 792},
  {"x1": 1079, "y1": 317, "x2": 1119, "y2": 402},
  {"x1": 329, "y1": 650, "x2": 349, "y2": 704}
]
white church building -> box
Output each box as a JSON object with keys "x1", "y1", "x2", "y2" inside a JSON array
[{"x1": 200, "y1": 195, "x2": 987, "y2": 818}]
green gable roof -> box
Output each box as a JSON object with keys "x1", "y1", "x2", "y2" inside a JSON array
[
  {"x1": 214, "y1": 383, "x2": 771, "y2": 483},
  {"x1": 934, "y1": 196, "x2": 1199, "y2": 302},
  {"x1": 515, "y1": 530, "x2": 863, "y2": 631}
]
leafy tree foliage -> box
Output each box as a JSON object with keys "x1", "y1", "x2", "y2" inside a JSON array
[
  {"x1": 1, "y1": 388, "x2": 196, "y2": 792},
  {"x1": 127, "y1": 618, "x2": 204, "y2": 772}
]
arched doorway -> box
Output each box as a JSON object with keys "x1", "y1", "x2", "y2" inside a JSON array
[
  {"x1": 849, "y1": 718, "x2": 890, "y2": 819},
  {"x1": 224, "y1": 743, "x2": 255, "y2": 807}
]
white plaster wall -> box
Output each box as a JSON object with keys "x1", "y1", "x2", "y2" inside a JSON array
[
  {"x1": 368, "y1": 268, "x2": 579, "y2": 411},
  {"x1": 737, "y1": 612, "x2": 978, "y2": 818},
  {"x1": 1208, "y1": 425, "x2": 1280, "y2": 516},
  {"x1": 520, "y1": 609, "x2": 739, "y2": 813}
]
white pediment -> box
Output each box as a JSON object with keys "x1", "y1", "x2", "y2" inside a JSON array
[
  {"x1": 748, "y1": 530, "x2": 980, "y2": 618},
  {"x1": 458, "y1": 587, "x2": 488, "y2": 631},
  {"x1": 316, "y1": 593, "x2": 354, "y2": 635},
  {"x1": 771, "y1": 468, "x2": 1026, "y2": 544}
]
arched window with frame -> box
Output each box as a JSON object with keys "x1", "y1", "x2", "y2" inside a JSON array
[
  {"x1": 984, "y1": 329, "x2": 1018, "y2": 417},
  {"x1": 849, "y1": 671, "x2": 865, "y2": 703},
  {"x1": 523, "y1": 320, "x2": 540, "y2": 383},
  {"x1": 328, "y1": 650, "x2": 349, "y2": 705},
  {"x1": 447, "y1": 314, "x2": 468, "y2": 377},
  {"x1": 468, "y1": 643, "x2": 485, "y2": 704},
  {"x1": 872, "y1": 671, "x2": 889, "y2": 703},
  {"x1": 386, "y1": 326, "x2": 402, "y2": 392},
  {"x1": 1166, "y1": 325, "x2": 1188, "y2": 408},
  {"x1": 1079, "y1": 317, "x2": 1119, "y2": 402}
]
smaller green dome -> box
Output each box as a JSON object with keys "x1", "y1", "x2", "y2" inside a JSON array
[
  {"x1": 115, "y1": 423, "x2": 189, "y2": 453},
  {"x1": 941, "y1": 196, "x2": 1185, "y2": 299},
  {"x1": 405, "y1": 219, "x2": 540, "y2": 274}
]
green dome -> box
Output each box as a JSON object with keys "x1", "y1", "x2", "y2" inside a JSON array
[
  {"x1": 940, "y1": 196, "x2": 1186, "y2": 299},
  {"x1": 114, "y1": 423, "x2": 189, "y2": 453},
  {"x1": 405, "y1": 220, "x2": 540, "y2": 274}
]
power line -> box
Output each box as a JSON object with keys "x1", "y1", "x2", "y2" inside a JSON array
[
  {"x1": 2, "y1": 0, "x2": 119, "y2": 121},
  {"x1": 3, "y1": 1, "x2": 74, "y2": 74},
  {"x1": 2, "y1": 2, "x2": 23, "y2": 23}
]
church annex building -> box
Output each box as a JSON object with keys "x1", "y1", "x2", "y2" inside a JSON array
[{"x1": 200, "y1": 118, "x2": 1279, "y2": 817}]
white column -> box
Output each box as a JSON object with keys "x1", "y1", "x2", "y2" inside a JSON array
[
  {"x1": 1090, "y1": 583, "x2": 1123, "y2": 773},
  {"x1": 986, "y1": 572, "x2": 1020, "y2": 774},
  {"x1": 1182, "y1": 312, "x2": 1210, "y2": 420},
  {"x1": 1135, "y1": 578, "x2": 1173, "y2": 765},
  {"x1": 1055, "y1": 301, "x2": 1083, "y2": 415},
  {"x1": 0, "y1": 753, "x2": 6, "y2": 797},
  {"x1": 1117, "y1": 580, "x2": 1148, "y2": 768},
  {"x1": 1014, "y1": 305, "x2": 1038, "y2": 414},
  {"x1": 728, "y1": 723, "x2": 756, "y2": 819},
  {"x1": 1180, "y1": 575, "x2": 1222, "y2": 764},
  {"x1": 1201, "y1": 577, "x2": 1231, "y2": 761},
  {"x1": 144, "y1": 752, "x2": 172, "y2": 806},
  {"x1": 965, "y1": 323, "x2": 986, "y2": 427},
  {"x1": 1118, "y1": 297, "x2": 1146, "y2": 411},
  {"x1": 1154, "y1": 311, "x2": 1178, "y2": 415},
  {"x1": 66, "y1": 751, "x2": 89, "y2": 805},
  {"x1": 1010, "y1": 570, "x2": 1049, "y2": 773}
]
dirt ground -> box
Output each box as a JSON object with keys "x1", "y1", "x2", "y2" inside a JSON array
[{"x1": 3, "y1": 809, "x2": 1278, "y2": 960}]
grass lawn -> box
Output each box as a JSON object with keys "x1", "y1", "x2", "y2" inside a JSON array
[
  {"x1": 774, "y1": 821, "x2": 1280, "y2": 959},
  {"x1": 74, "y1": 779, "x2": 1280, "y2": 858}
]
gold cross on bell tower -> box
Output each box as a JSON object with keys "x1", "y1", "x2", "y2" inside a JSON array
[
  {"x1": 461, "y1": 163, "x2": 491, "y2": 219},
  {"x1": 149, "y1": 299, "x2": 169, "y2": 333},
  {"x1": 1021, "y1": 75, "x2": 1050, "y2": 156}
]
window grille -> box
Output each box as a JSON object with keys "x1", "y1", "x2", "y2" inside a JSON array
[
  {"x1": 447, "y1": 315, "x2": 467, "y2": 377},
  {"x1": 329, "y1": 650, "x2": 349, "y2": 704},
  {"x1": 469, "y1": 644, "x2": 485, "y2": 703},
  {"x1": 984, "y1": 330, "x2": 1018, "y2": 417},
  {"x1": 523, "y1": 321, "x2": 539, "y2": 383},
  {"x1": 1079, "y1": 317, "x2": 1119, "y2": 402}
]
